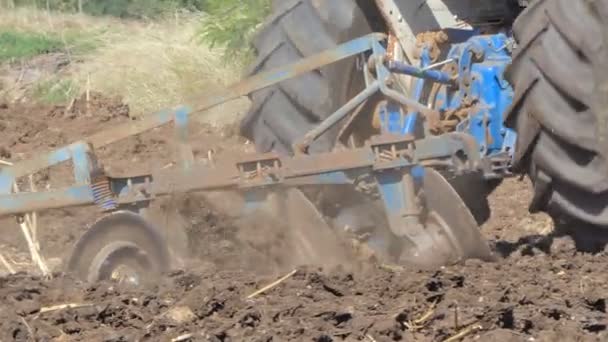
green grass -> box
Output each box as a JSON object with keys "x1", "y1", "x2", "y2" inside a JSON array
[
  {"x1": 0, "y1": 28, "x2": 98, "y2": 63},
  {"x1": 0, "y1": 30, "x2": 65, "y2": 62}
]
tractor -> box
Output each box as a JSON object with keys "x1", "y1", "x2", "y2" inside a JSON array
[{"x1": 237, "y1": 0, "x2": 608, "y2": 260}]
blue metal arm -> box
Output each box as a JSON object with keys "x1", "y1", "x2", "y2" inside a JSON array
[{"x1": 386, "y1": 60, "x2": 453, "y2": 85}]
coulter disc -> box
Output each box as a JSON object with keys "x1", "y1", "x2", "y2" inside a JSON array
[{"x1": 399, "y1": 168, "x2": 496, "y2": 267}]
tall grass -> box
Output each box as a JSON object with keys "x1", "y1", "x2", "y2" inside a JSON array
[
  {"x1": 0, "y1": 8, "x2": 249, "y2": 124},
  {"x1": 76, "y1": 13, "x2": 248, "y2": 121}
]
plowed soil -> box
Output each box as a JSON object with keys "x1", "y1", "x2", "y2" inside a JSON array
[{"x1": 0, "y1": 95, "x2": 606, "y2": 342}]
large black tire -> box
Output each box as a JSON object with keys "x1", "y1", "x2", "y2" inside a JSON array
[
  {"x1": 505, "y1": 0, "x2": 608, "y2": 225},
  {"x1": 240, "y1": 0, "x2": 372, "y2": 154}
]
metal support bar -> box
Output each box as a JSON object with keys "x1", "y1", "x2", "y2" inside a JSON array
[
  {"x1": 173, "y1": 107, "x2": 194, "y2": 171},
  {"x1": 0, "y1": 185, "x2": 95, "y2": 214},
  {"x1": 295, "y1": 81, "x2": 381, "y2": 152},
  {"x1": 386, "y1": 60, "x2": 453, "y2": 84},
  {"x1": 380, "y1": 85, "x2": 439, "y2": 118},
  {"x1": 71, "y1": 143, "x2": 94, "y2": 185},
  {"x1": 375, "y1": 168, "x2": 426, "y2": 239},
  {"x1": 370, "y1": 41, "x2": 441, "y2": 119},
  {"x1": 0, "y1": 141, "x2": 94, "y2": 194}
]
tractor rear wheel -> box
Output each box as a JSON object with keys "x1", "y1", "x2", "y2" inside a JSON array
[
  {"x1": 505, "y1": 0, "x2": 608, "y2": 225},
  {"x1": 240, "y1": 0, "x2": 372, "y2": 154},
  {"x1": 241, "y1": 0, "x2": 496, "y2": 267}
]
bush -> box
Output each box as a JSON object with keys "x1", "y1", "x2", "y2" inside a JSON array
[{"x1": 197, "y1": 0, "x2": 270, "y2": 59}]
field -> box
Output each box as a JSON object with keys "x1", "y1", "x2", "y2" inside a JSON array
[{"x1": 0, "y1": 5, "x2": 607, "y2": 342}]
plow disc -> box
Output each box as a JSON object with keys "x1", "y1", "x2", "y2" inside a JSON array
[{"x1": 396, "y1": 168, "x2": 496, "y2": 267}]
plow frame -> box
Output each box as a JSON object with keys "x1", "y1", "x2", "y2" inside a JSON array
[{"x1": 0, "y1": 31, "x2": 507, "y2": 275}]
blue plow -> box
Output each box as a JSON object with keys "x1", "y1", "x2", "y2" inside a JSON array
[{"x1": 0, "y1": 32, "x2": 511, "y2": 283}]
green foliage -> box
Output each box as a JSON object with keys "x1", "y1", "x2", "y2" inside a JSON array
[
  {"x1": 33, "y1": 78, "x2": 79, "y2": 103},
  {"x1": 1, "y1": 0, "x2": 272, "y2": 60},
  {"x1": 198, "y1": 0, "x2": 271, "y2": 59},
  {"x1": 0, "y1": 28, "x2": 99, "y2": 63},
  {"x1": 6, "y1": 0, "x2": 208, "y2": 19},
  {"x1": 0, "y1": 29, "x2": 64, "y2": 62},
  {"x1": 82, "y1": 0, "x2": 196, "y2": 19}
]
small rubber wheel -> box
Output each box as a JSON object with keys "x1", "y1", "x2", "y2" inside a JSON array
[{"x1": 66, "y1": 211, "x2": 171, "y2": 286}]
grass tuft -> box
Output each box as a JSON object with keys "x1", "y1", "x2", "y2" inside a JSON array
[
  {"x1": 0, "y1": 30, "x2": 64, "y2": 62},
  {"x1": 33, "y1": 78, "x2": 79, "y2": 104}
]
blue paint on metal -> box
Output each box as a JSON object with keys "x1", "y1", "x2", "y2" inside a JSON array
[
  {"x1": 311, "y1": 172, "x2": 352, "y2": 185},
  {"x1": 173, "y1": 107, "x2": 190, "y2": 131},
  {"x1": 379, "y1": 102, "x2": 404, "y2": 135},
  {"x1": 403, "y1": 113, "x2": 417, "y2": 134},
  {"x1": 173, "y1": 106, "x2": 193, "y2": 170},
  {"x1": 47, "y1": 146, "x2": 73, "y2": 166},
  {"x1": 0, "y1": 171, "x2": 14, "y2": 194},
  {"x1": 387, "y1": 61, "x2": 451, "y2": 84},
  {"x1": 242, "y1": 189, "x2": 269, "y2": 214},
  {"x1": 379, "y1": 49, "x2": 432, "y2": 137},
  {"x1": 0, "y1": 185, "x2": 93, "y2": 214},
  {"x1": 375, "y1": 171, "x2": 405, "y2": 215},
  {"x1": 403, "y1": 49, "x2": 431, "y2": 136},
  {"x1": 502, "y1": 128, "x2": 517, "y2": 160},
  {"x1": 374, "y1": 167, "x2": 425, "y2": 238},
  {"x1": 434, "y1": 34, "x2": 516, "y2": 162},
  {"x1": 411, "y1": 166, "x2": 425, "y2": 181},
  {"x1": 416, "y1": 49, "x2": 431, "y2": 87},
  {"x1": 71, "y1": 143, "x2": 91, "y2": 184}
]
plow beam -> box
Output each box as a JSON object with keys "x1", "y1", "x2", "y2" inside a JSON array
[{"x1": 0, "y1": 134, "x2": 476, "y2": 217}]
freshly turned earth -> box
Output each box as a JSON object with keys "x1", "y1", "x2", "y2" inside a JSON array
[{"x1": 0, "y1": 96, "x2": 606, "y2": 342}]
